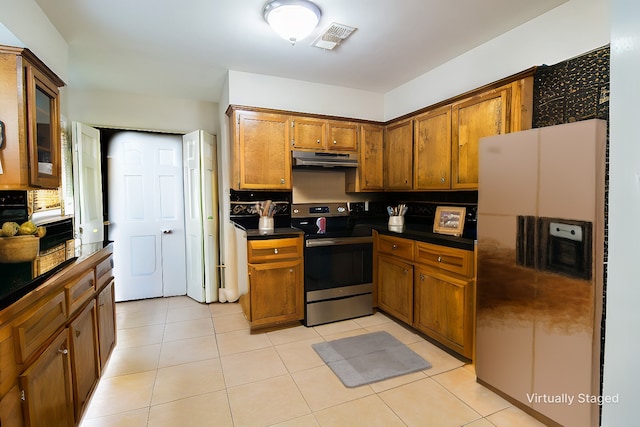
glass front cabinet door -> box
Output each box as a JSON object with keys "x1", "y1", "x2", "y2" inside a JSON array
[
  {"x1": 0, "y1": 45, "x2": 65, "y2": 190},
  {"x1": 29, "y1": 65, "x2": 62, "y2": 188}
]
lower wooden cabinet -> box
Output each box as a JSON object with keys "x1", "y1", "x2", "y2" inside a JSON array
[
  {"x1": 0, "y1": 245, "x2": 116, "y2": 427},
  {"x1": 374, "y1": 231, "x2": 475, "y2": 359},
  {"x1": 240, "y1": 236, "x2": 304, "y2": 330},
  {"x1": 377, "y1": 255, "x2": 414, "y2": 325},
  {"x1": 19, "y1": 329, "x2": 74, "y2": 427},
  {"x1": 413, "y1": 265, "x2": 474, "y2": 358},
  {"x1": 97, "y1": 280, "x2": 116, "y2": 368},
  {"x1": 69, "y1": 301, "x2": 100, "y2": 421}
]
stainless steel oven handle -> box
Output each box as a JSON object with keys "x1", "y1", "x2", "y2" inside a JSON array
[{"x1": 305, "y1": 236, "x2": 373, "y2": 247}]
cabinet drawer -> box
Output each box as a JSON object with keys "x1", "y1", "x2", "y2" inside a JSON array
[
  {"x1": 248, "y1": 237, "x2": 302, "y2": 263},
  {"x1": 95, "y1": 255, "x2": 114, "y2": 290},
  {"x1": 65, "y1": 270, "x2": 96, "y2": 315},
  {"x1": 377, "y1": 234, "x2": 414, "y2": 260},
  {"x1": 13, "y1": 291, "x2": 67, "y2": 364},
  {"x1": 415, "y1": 242, "x2": 473, "y2": 277}
]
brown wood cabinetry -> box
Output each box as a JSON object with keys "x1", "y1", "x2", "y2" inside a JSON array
[
  {"x1": 0, "y1": 245, "x2": 116, "y2": 427},
  {"x1": 451, "y1": 87, "x2": 510, "y2": 189},
  {"x1": 384, "y1": 119, "x2": 413, "y2": 190},
  {"x1": 68, "y1": 301, "x2": 99, "y2": 421},
  {"x1": 346, "y1": 124, "x2": 384, "y2": 192},
  {"x1": 413, "y1": 106, "x2": 452, "y2": 190},
  {"x1": 376, "y1": 234, "x2": 415, "y2": 324},
  {"x1": 18, "y1": 329, "x2": 73, "y2": 427},
  {"x1": 382, "y1": 73, "x2": 533, "y2": 192},
  {"x1": 240, "y1": 237, "x2": 304, "y2": 330},
  {"x1": 292, "y1": 117, "x2": 357, "y2": 151},
  {"x1": 230, "y1": 109, "x2": 292, "y2": 190},
  {"x1": 413, "y1": 242, "x2": 475, "y2": 358},
  {"x1": 374, "y1": 231, "x2": 475, "y2": 359},
  {"x1": 97, "y1": 281, "x2": 116, "y2": 368},
  {"x1": 0, "y1": 45, "x2": 65, "y2": 190}
]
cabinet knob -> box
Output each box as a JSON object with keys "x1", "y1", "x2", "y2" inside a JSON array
[
  {"x1": 58, "y1": 348, "x2": 68, "y2": 355},
  {"x1": 317, "y1": 139, "x2": 321, "y2": 144},
  {"x1": 403, "y1": 268, "x2": 409, "y2": 274},
  {"x1": 441, "y1": 177, "x2": 446, "y2": 183},
  {"x1": 420, "y1": 274, "x2": 425, "y2": 281},
  {"x1": 333, "y1": 140, "x2": 337, "y2": 145},
  {"x1": 274, "y1": 248, "x2": 279, "y2": 254},
  {"x1": 437, "y1": 256, "x2": 442, "y2": 262},
  {"x1": 289, "y1": 268, "x2": 293, "y2": 273},
  {"x1": 392, "y1": 244, "x2": 397, "y2": 250},
  {"x1": 280, "y1": 178, "x2": 285, "y2": 184}
]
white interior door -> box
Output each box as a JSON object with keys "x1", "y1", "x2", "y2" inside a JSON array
[
  {"x1": 183, "y1": 130, "x2": 219, "y2": 303},
  {"x1": 72, "y1": 122, "x2": 104, "y2": 245},
  {"x1": 108, "y1": 131, "x2": 187, "y2": 302}
]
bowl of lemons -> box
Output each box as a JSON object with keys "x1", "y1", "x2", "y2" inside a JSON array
[{"x1": 0, "y1": 221, "x2": 46, "y2": 263}]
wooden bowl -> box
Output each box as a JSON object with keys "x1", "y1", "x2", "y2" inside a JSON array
[{"x1": 0, "y1": 235, "x2": 40, "y2": 263}]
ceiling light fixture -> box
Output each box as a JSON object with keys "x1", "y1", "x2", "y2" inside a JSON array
[{"x1": 263, "y1": 0, "x2": 322, "y2": 45}]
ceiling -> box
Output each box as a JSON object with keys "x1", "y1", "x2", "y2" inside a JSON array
[{"x1": 34, "y1": 0, "x2": 567, "y2": 102}]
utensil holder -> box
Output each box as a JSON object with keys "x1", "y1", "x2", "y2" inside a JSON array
[
  {"x1": 258, "y1": 216, "x2": 274, "y2": 235},
  {"x1": 388, "y1": 216, "x2": 405, "y2": 233}
]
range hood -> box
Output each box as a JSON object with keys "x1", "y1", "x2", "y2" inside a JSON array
[{"x1": 292, "y1": 150, "x2": 358, "y2": 168}]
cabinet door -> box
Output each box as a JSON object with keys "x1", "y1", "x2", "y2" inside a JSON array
[
  {"x1": 97, "y1": 280, "x2": 116, "y2": 368},
  {"x1": 451, "y1": 87, "x2": 510, "y2": 189},
  {"x1": 414, "y1": 266, "x2": 473, "y2": 358},
  {"x1": 248, "y1": 259, "x2": 303, "y2": 328},
  {"x1": 327, "y1": 121, "x2": 358, "y2": 151},
  {"x1": 19, "y1": 329, "x2": 74, "y2": 427},
  {"x1": 26, "y1": 63, "x2": 62, "y2": 188},
  {"x1": 358, "y1": 124, "x2": 384, "y2": 190},
  {"x1": 377, "y1": 255, "x2": 413, "y2": 324},
  {"x1": 234, "y1": 111, "x2": 291, "y2": 190},
  {"x1": 384, "y1": 120, "x2": 413, "y2": 190},
  {"x1": 69, "y1": 301, "x2": 100, "y2": 421},
  {"x1": 292, "y1": 117, "x2": 325, "y2": 150},
  {"x1": 414, "y1": 106, "x2": 452, "y2": 190}
]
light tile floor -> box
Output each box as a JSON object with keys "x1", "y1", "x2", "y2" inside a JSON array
[{"x1": 79, "y1": 296, "x2": 546, "y2": 427}]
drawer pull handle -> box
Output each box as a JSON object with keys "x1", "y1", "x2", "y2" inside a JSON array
[
  {"x1": 58, "y1": 348, "x2": 68, "y2": 355},
  {"x1": 274, "y1": 248, "x2": 279, "y2": 254}
]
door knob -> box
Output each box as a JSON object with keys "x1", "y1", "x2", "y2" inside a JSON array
[{"x1": 162, "y1": 229, "x2": 172, "y2": 234}]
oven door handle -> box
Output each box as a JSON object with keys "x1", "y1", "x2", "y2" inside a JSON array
[{"x1": 305, "y1": 236, "x2": 373, "y2": 247}]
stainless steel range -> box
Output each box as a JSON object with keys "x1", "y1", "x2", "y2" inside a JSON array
[{"x1": 291, "y1": 202, "x2": 373, "y2": 326}]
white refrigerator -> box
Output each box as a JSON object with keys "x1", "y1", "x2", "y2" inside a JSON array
[{"x1": 476, "y1": 119, "x2": 607, "y2": 427}]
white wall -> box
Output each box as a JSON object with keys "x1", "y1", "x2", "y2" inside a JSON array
[
  {"x1": 0, "y1": 0, "x2": 68, "y2": 82},
  {"x1": 66, "y1": 88, "x2": 218, "y2": 135},
  {"x1": 601, "y1": 0, "x2": 640, "y2": 424},
  {"x1": 226, "y1": 70, "x2": 385, "y2": 121},
  {"x1": 384, "y1": 0, "x2": 610, "y2": 120}
]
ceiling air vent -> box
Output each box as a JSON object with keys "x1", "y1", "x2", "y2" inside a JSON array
[{"x1": 311, "y1": 22, "x2": 357, "y2": 50}]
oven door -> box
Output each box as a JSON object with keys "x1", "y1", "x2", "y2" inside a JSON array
[{"x1": 304, "y1": 236, "x2": 373, "y2": 293}]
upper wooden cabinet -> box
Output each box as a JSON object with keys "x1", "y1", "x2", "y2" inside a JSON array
[
  {"x1": 230, "y1": 109, "x2": 292, "y2": 190},
  {"x1": 292, "y1": 117, "x2": 358, "y2": 151},
  {"x1": 413, "y1": 106, "x2": 452, "y2": 190},
  {"x1": 383, "y1": 75, "x2": 533, "y2": 191},
  {"x1": 0, "y1": 45, "x2": 65, "y2": 190},
  {"x1": 346, "y1": 124, "x2": 384, "y2": 192},
  {"x1": 384, "y1": 119, "x2": 413, "y2": 190},
  {"x1": 451, "y1": 86, "x2": 510, "y2": 189}
]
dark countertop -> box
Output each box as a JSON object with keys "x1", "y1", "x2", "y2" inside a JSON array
[
  {"x1": 0, "y1": 242, "x2": 111, "y2": 311},
  {"x1": 373, "y1": 225, "x2": 476, "y2": 251},
  {"x1": 237, "y1": 224, "x2": 304, "y2": 240}
]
